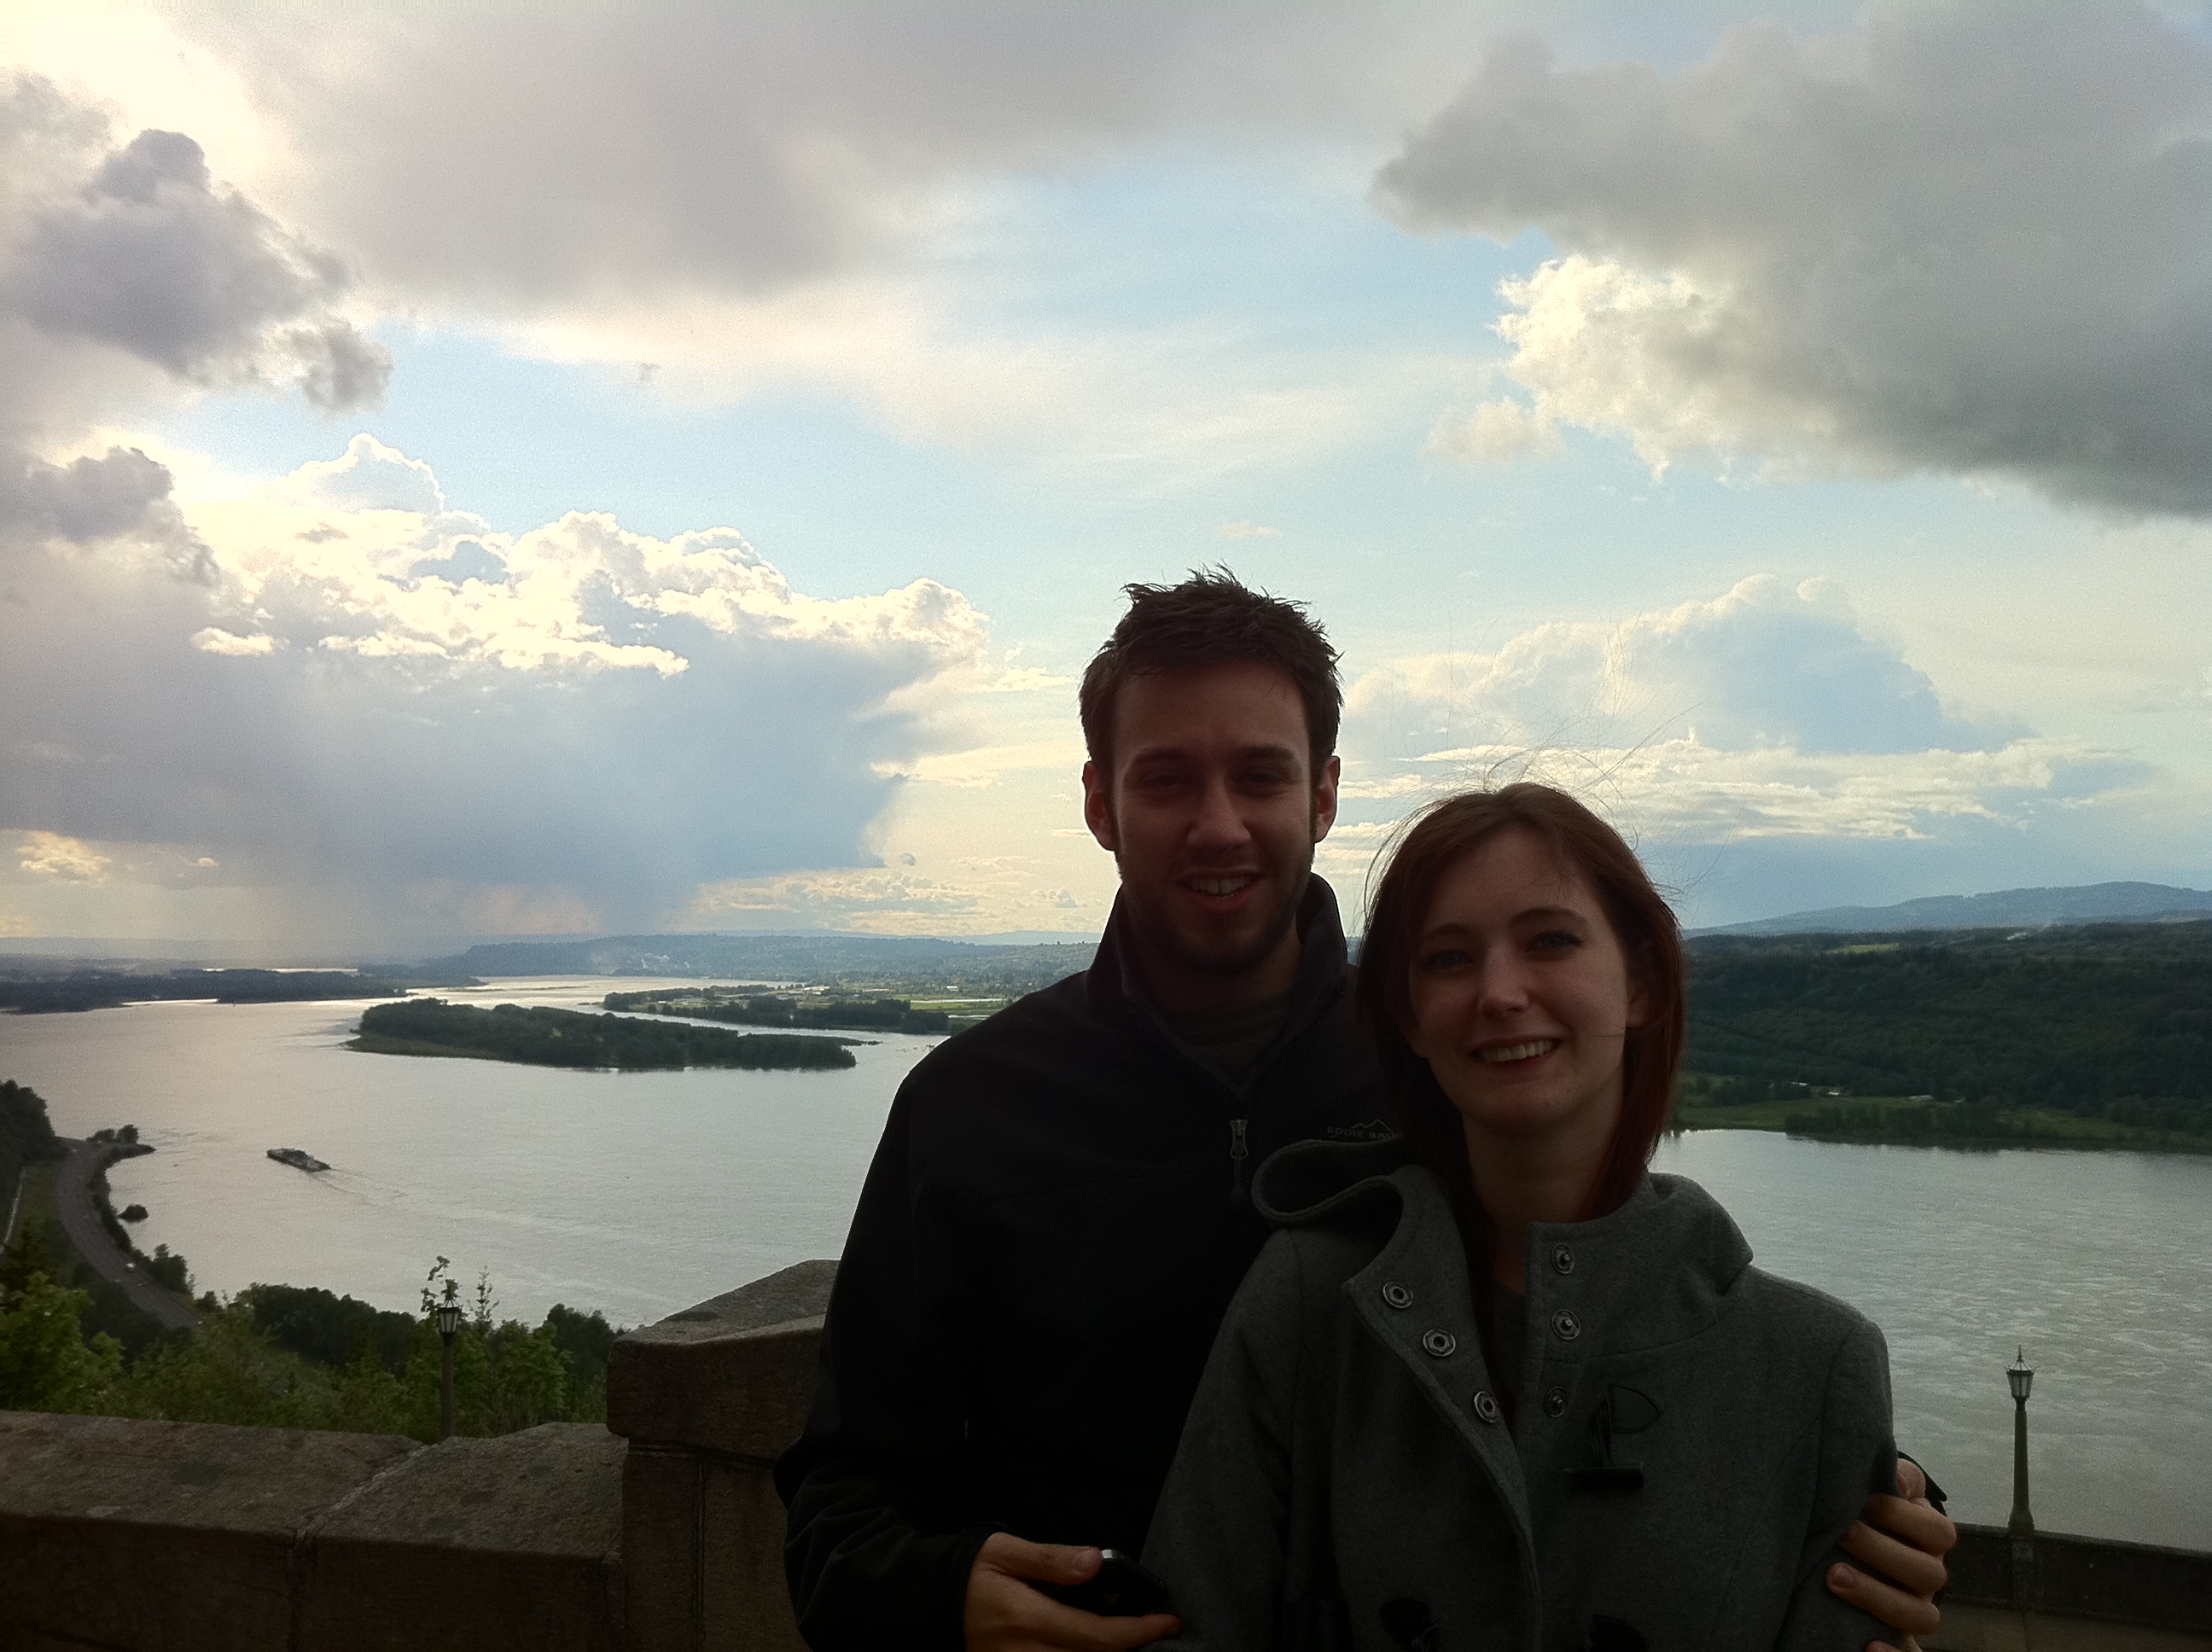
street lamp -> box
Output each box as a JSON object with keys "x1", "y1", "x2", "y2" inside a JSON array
[
  {"x1": 2006, "y1": 1346, "x2": 2034, "y2": 1537},
  {"x1": 435, "y1": 1280, "x2": 463, "y2": 1441}
]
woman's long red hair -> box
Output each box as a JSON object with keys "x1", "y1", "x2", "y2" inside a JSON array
[{"x1": 1355, "y1": 783, "x2": 1686, "y2": 1234}]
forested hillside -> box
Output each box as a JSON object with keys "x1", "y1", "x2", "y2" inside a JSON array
[{"x1": 1683, "y1": 920, "x2": 2212, "y2": 1134}]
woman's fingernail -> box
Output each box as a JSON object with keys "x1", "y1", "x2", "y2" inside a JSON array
[{"x1": 1831, "y1": 1563, "x2": 1859, "y2": 1586}]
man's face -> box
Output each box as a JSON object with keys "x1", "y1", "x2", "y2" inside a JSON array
[{"x1": 1082, "y1": 663, "x2": 1340, "y2": 997}]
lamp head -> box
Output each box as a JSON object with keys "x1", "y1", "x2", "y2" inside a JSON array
[
  {"x1": 2007, "y1": 1345, "x2": 2034, "y2": 1402},
  {"x1": 435, "y1": 1278, "x2": 463, "y2": 1337}
]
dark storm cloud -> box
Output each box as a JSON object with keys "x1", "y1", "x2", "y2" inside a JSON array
[{"x1": 1379, "y1": 4, "x2": 2212, "y2": 518}]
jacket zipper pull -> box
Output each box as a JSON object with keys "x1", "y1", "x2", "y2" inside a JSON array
[{"x1": 1229, "y1": 1117, "x2": 1250, "y2": 1213}]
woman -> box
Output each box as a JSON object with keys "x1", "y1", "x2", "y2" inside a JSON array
[{"x1": 1142, "y1": 784, "x2": 1898, "y2": 1651}]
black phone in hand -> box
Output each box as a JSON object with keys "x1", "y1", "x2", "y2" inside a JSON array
[{"x1": 1041, "y1": 1550, "x2": 1176, "y2": 1618}]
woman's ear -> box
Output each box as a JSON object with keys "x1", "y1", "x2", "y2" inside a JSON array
[{"x1": 1625, "y1": 944, "x2": 1655, "y2": 1031}]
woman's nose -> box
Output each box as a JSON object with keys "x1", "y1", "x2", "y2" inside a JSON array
[{"x1": 1474, "y1": 955, "x2": 1532, "y2": 1014}]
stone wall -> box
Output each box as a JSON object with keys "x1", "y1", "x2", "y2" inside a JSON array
[
  {"x1": 9, "y1": 1257, "x2": 2212, "y2": 1650},
  {"x1": 1948, "y1": 1524, "x2": 2212, "y2": 1632}
]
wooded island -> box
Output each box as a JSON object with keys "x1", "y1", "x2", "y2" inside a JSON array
[{"x1": 349, "y1": 999, "x2": 858, "y2": 1071}]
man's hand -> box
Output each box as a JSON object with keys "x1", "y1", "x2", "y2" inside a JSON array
[
  {"x1": 964, "y1": 1533, "x2": 1180, "y2": 1652},
  {"x1": 1824, "y1": 1458, "x2": 1958, "y2": 1652}
]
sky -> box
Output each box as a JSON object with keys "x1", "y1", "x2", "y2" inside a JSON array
[{"x1": 2, "y1": 0, "x2": 2209, "y2": 957}]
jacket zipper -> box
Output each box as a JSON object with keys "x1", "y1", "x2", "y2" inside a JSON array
[{"x1": 1229, "y1": 1117, "x2": 1250, "y2": 1212}]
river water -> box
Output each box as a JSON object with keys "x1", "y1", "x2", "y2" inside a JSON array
[{"x1": 2, "y1": 978, "x2": 2207, "y2": 1550}]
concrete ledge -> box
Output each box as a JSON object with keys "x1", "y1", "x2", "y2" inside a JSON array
[
  {"x1": 607, "y1": 1259, "x2": 835, "y2": 1461},
  {"x1": 0, "y1": 1411, "x2": 622, "y2": 1651},
  {"x1": 306, "y1": 1423, "x2": 626, "y2": 1649}
]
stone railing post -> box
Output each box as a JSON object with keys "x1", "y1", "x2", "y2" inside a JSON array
[{"x1": 608, "y1": 1260, "x2": 836, "y2": 1652}]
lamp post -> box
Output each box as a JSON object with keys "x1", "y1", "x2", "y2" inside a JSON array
[
  {"x1": 2006, "y1": 1346, "x2": 2038, "y2": 1612},
  {"x1": 2006, "y1": 1346, "x2": 2034, "y2": 1536},
  {"x1": 435, "y1": 1280, "x2": 463, "y2": 1441}
]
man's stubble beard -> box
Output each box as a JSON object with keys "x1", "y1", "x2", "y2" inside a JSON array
[{"x1": 1114, "y1": 804, "x2": 1318, "y2": 981}]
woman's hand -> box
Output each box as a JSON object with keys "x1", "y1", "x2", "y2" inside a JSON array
[
  {"x1": 964, "y1": 1533, "x2": 1181, "y2": 1652},
  {"x1": 1824, "y1": 1458, "x2": 1958, "y2": 1652}
]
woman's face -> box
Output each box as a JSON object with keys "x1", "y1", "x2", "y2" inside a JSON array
[{"x1": 1401, "y1": 826, "x2": 1648, "y2": 1155}]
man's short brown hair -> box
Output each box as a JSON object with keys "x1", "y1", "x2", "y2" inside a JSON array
[{"x1": 1079, "y1": 568, "x2": 1342, "y2": 781}]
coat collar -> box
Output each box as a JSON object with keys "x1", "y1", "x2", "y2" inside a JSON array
[{"x1": 1254, "y1": 1137, "x2": 1756, "y2": 1358}]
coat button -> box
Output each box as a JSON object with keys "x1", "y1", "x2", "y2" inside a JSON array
[
  {"x1": 1422, "y1": 1329, "x2": 1456, "y2": 1358},
  {"x1": 1472, "y1": 1390, "x2": 1502, "y2": 1424},
  {"x1": 1551, "y1": 1244, "x2": 1575, "y2": 1275},
  {"x1": 1382, "y1": 1282, "x2": 1413, "y2": 1310},
  {"x1": 1544, "y1": 1387, "x2": 1569, "y2": 1418},
  {"x1": 1551, "y1": 1309, "x2": 1581, "y2": 1341}
]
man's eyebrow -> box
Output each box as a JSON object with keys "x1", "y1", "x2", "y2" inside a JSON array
[{"x1": 1124, "y1": 742, "x2": 1302, "y2": 765}]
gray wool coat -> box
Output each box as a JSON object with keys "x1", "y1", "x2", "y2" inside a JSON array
[{"x1": 1141, "y1": 1138, "x2": 1896, "y2": 1652}]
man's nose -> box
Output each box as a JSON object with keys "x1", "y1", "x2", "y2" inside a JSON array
[{"x1": 1190, "y1": 777, "x2": 1249, "y2": 845}]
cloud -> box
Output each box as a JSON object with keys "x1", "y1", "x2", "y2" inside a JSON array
[
  {"x1": 189, "y1": 626, "x2": 275, "y2": 656},
  {"x1": 1336, "y1": 576, "x2": 2129, "y2": 852},
  {"x1": 1218, "y1": 521, "x2": 1282, "y2": 538},
  {"x1": 172, "y1": 8, "x2": 1498, "y2": 311},
  {"x1": 1379, "y1": 7, "x2": 2212, "y2": 516},
  {"x1": 18, "y1": 831, "x2": 111, "y2": 883},
  {"x1": 0, "y1": 73, "x2": 387, "y2": 567},
  {"x1": 1, "y1": 439, "x2": 1002, "y2": 950},
  {"x1": 1346, "y1": 575, "x2": 2014, "y2": 760},
  {"x1": 80, "y1": 12, "x2": 1485, "y2": 478}
]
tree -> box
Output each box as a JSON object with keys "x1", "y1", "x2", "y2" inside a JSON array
[{"x1": 0, "y1": 1272, "x2": 122, "y2": 1411}]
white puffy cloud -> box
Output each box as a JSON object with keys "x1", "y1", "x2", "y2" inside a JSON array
[
  {"x1": 18, "y1": 831, "x2": 112, "y2": 883},
  {"x1": 1380, "y1": 6, "x2": 2212, "y2": 515},
  {"x1": 1337, "y1": 576, "x2": 2128, "y2": 852},
  {"x1": 0, "y1": 438, "x2": 1000, "y2": 950},
  {"x1": 1348, "y1": 575, "x2": 2013, "y2": 760}
]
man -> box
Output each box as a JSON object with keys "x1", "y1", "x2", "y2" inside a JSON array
[{"x1": 777, "y1": 572, "x2": 1953, "y2": 1651}]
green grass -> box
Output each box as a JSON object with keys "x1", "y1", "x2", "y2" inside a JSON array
[
  {"x1": 15, "y1": 1159, "x2": 58, "y2": 1239},
  {"x1": 1675, "y1": 1094, "x2": 2212, "y2": 1153}
]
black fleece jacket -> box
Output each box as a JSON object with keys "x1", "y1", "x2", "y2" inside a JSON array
[{"x1": 775, "y1": 877, "x2": 1388, "y2": 1650}]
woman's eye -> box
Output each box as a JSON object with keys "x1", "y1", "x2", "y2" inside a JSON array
[
  {"x1": 1530, "y1": 930, "x2": 1582, "y2": 954},
  {"x1": 1418, "y1": 948, "x2": 1471, "y2": 971}
]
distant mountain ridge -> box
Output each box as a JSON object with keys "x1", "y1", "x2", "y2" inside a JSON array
[
  {"x1": 417, "y1": 931, "x2": 1098, "y2": 991},
  {"x1": 1703, "y1": 881, "x2": 2212, "y2": 937}
]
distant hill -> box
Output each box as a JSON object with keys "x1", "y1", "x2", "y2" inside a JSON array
[
  {"x1": 1680, "y1": 919, "x2": 2212, "y2": 1133},
  {"x1": 1701, "y1": 881, "x2": 2212, "y2": 937},
  {"x1": 418, "y1": 932, "x2": 1097, "y2": 995}
]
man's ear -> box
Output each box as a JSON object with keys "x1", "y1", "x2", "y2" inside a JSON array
[
  {"x1": 1081, "y1": 760, "x2": 1118, "y2": 853},
  {"x1": 1312, "y1": 753, "x2": 1342, "y2": 843}
]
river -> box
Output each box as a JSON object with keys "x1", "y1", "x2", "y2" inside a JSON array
[{"x1": 2, "y1": 978, "x2": 2207, "y2": 1550}]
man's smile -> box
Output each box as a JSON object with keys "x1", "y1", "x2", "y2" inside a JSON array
[{"x1": 1185, "y1": 873, "x2": 1260, "y2": 899}]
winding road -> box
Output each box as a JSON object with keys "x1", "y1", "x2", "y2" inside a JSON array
[{"x1": 53, "y1": 1139, "x2": 201, "y2": 1332}]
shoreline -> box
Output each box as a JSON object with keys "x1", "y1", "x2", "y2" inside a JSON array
[{"x1": 1674, "y1": 1096, "x2": 2212, "y2": 1155}]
